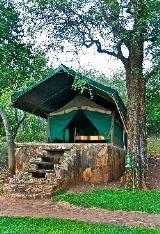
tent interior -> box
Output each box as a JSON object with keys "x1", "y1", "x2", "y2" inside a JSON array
[
  {"x1": 65, "y1": 111, "x2": 99, "y2": 143},
  {"x1": 49, "y1": 110, "x2": 112, "y2": 143},
  {"x1": 48, "y1": 95, "x2": 120, "y2": 144}
]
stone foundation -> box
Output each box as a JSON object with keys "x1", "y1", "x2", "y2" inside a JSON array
[{"x1": 4, "y1": 143, "x2": 125, "y2": 198}]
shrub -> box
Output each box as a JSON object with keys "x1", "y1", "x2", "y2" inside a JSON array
[{"x1": 0, "y1": 140, "x2": 7, "y2": 165}]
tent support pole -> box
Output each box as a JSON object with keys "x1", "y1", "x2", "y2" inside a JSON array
[{"x1": 111, "y1": 112, "x2": 115, "y2": 145}]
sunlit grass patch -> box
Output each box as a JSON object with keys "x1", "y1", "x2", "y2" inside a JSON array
[
  {"x1": 0, "y1": 216, "x2": 159, "y2": 234},
  {"x1": 52, "y1": 188, "x2": 160, "y2": 213}
]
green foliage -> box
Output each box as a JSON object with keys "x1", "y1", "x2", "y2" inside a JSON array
[
  {"x1": 16, "y1": 114, "x2": 46, "y2": 142},
  {"x1": 0, "y1": 0, "x2": 31, "y2": 90},
  {"x1": 0, "y1": 141, "x2": 7, "y2": 164},
  {"x1": 148, "y1": 137, "x2": 160, "y2": 156},
  {"x1": 0, "y1": 87, "x2": 46, "y2": 142},
  {"x1": 72, "y1": 74, "x2": 88, "y2": 94},
  {"x1": 92, "y1": 70, "x2": 127, "y2": 104},
  {"x1": 0, "y1": 89, "x2": 20, "y2": 135},
  {"x1": 0, "y1": 0, "x2": 50, "y2": 145},
  {"x1": 0, "y1": 217, "x2": 159, "y2": 234},
  {"x1": 0, "y1": 0, "x2": 51, "y2": 91},
  {"x1": 0, "y1": 0, "x2": 50, "y2": 91},
  {"x1": 72, "y1": 73, "x2": 93, "y2": 98},
  {"x1": 52, "y1": 189, "x2": 160, "y2": 213},
  {"x1": 24, "y1": 0, "x2": 160, "y2": 58},
  {"x1": 72, "y1": 68, "x2": 127, "y2": 104},
  {"x1": 146, "y1": 75, "x2": 160, "y2": 136}
]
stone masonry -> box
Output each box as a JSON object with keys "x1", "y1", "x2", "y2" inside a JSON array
[{"x1": 4, "y1": 143, "x2": 125, "y2": 198}]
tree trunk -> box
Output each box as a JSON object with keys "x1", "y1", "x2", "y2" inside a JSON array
[
  {"x1": 0, "y1": 107, "x2": 16, "y2": 175},
  {"x1": 120, "y1": 0, "x2": 148, "y2": 189},
  {"x1": 124, "y1": 71, "x2": 148, "y2": 188},
  {"x1": 122, "y1": 37, "x2": 148, "y2": 188}
]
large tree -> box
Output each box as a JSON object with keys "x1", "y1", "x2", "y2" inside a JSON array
[
  {"x1": 0, "y1": 0, "x2": 49, "y2": 91},
  {"x1": 0, "y1": 0, "x2": 50, "y2": 173},
  {"x1": 21, "y1": 0, "x2": 160, "y2": 187}
]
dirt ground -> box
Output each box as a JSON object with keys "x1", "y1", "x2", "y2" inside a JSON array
[
  {"x1": 0, "y1": 156, "x2": 160, "y2": 228},
  {"x1": 0, "y1": 197, "x2": 160, "y2": 227},
  {"x1": 146, "y1": 156, "x2": 160, "y2": 189}
]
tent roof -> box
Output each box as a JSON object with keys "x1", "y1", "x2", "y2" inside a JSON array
[
  {"x1": 50, "y1": 95, "x2": 112, "y2": 116},
  {"x1": 12, "y1": 64, "x2": 127, "y2": 128}
]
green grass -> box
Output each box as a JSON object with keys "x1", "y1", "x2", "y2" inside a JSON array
[
  {"x1": 0, "y1": 217, "x2": 159, "y2": 234},
  {"x1": 52, "y1": 189, "x2": 160, "y2": 213}
]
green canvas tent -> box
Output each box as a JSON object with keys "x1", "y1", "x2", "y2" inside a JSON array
[{"x1": 12, "y1": 64, "x2": 127, "y2": 148}]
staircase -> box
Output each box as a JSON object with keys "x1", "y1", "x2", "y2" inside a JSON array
[
  {"x1": 28, "y1": 149, "x2": 64, "y2": 176},
  {"x1": 4, "y1": 148, "x2": 71, "y2": 198}
]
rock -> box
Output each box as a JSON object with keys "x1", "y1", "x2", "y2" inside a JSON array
[
  {"x1": 82, "y1": 168, "x2": 93, "y2": 182},
  {"x1": 4, "y1": 143, "x2": 125, "y2": 198}
]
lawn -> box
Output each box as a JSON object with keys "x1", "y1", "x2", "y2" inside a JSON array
[
  {"x1": 52, "y1": 189, "x2": 160, "y2": 213},
  {"x1": 0, "y1": 217, "x2": 159, "y2": 234}
]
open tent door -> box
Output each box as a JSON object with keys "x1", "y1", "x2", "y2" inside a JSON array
[
  {"x1": 83, "y1": 110, "x2": 113, "y2": 141},
  {"x1": 49, "y1": 109, "x2": 113, "y2": 143},
  {"x1": 64, "y1": 111, "x2": 99, "y2": 142}
]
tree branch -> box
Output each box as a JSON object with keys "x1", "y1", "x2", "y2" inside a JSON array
[
  {"x1": 82, "y1": 39, "x2": 127, "y2": 65},
  {"x1": 82, "y1": 39, "x2": 95, "y2": 48},
  {"x1": 13, "y1": 112, "x2": 27, "y2": 140}
]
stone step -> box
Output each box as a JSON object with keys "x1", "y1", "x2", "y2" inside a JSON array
[
  {"x1": 28, "y1": 169, "x2": 55, "y2": 173},
  {"x1": 37, "y1": 154, "x2": 55, "y2": 158},
  {"x1": 42, "y1": 148, "x2": 71, "y2": 151},
  {"x1": 36, "y1": 154, "x2": 63, "y2": 164},
  {"x1": 30, "y1": 161, "x2": 54, "y2": 166},
  {"x1": 4, "y1": 181, "x2": 57, "y2": 199},
  {"x1": 37, "y1": 149, "x2": 66, "y2": 158},
  {"x1": 5, "y1": 192, "x2": 52, "y2": 199}
]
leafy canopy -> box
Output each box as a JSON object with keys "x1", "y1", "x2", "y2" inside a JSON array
[{"x1": 23, "y1": 0, "x2": 160, "y2": 71}]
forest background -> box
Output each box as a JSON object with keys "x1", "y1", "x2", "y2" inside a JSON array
[{"x1": 0, "y1": 0, "x2": 160, "y2": 166}]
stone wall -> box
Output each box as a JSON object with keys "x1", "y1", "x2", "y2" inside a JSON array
[{"x1": 4, "y1": 143, "x2": 125, "y2": 198}]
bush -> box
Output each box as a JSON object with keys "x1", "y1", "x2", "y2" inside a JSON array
[
  {"x1": 148, "y1": 136, "x2": 160, "y2": 156},
  {"x1": 0, "y1": 140, "x2": 7, "y2": 165}
]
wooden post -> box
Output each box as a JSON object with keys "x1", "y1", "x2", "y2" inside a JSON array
[
  {"x1": 47, "y1": 115, "x2": 50, "y2": 143},
  {"x1": 111, "y1": 112, "x2": 115, "y2": 145}
]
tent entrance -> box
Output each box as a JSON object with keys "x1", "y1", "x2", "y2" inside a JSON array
[
  {"x1": 64, "y1": 111, "x2": 101, "y2": 143},
  {"x1": 49, "y1": 110, "x2": 112, "y2": 143}
]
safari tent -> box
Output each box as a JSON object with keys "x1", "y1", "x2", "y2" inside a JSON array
[
  {"x1": 12, "y1": 64, "x2": 127, "y2": 149},
  {"x1": 5, "y1": 64, "x2": 127, "y2": 198}
]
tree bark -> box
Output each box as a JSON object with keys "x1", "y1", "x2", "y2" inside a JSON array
[
  {"x1": 120, "y1": 0, "x2": 148, "y2": 189},
  {"x1": 123, "y1": 69, "x2": 148, "y2": 188},
  {"x1": 0, "y1": 107, "x2": 16, "y2": 175},
  {"x1": 122, "y1": 40, "x2": 147, "y2": 188}
]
